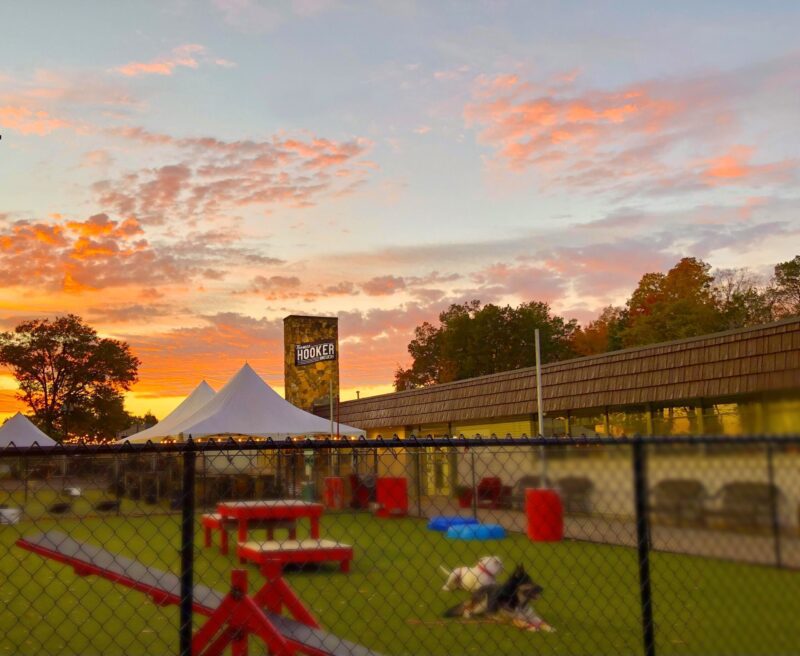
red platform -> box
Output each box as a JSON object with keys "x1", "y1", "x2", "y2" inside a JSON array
[
  {"x1": 375, "y1": 477, "x2": 408, "y2": 518},
  {"x1": 17, "y1": 531, "x2": 380, "y2": 656},
  {"x1": 238, "y1": 538, "x2": 353, "y2": 573}
]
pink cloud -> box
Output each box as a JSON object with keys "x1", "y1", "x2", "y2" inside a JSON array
[
  {"x1": 0, "y1": 105, "x2": 72, "y2": 135},
  {"x1": 361, "y1": 275, "x2": 407, "y2": 296},
  {"x1": 93, "y1": 129, "x2": 373, "y2": 223},
  {"x1": 114, "y1": 44, "x2": 227, "y2": 77},
  {"x1": 464, "y1": 57, "x2": 800, "y2": 198},
  {"x1": 702, "y1": 146, "x2": 795, "y2": 186}
]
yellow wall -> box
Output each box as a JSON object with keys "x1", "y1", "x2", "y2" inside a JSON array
[
  {"x1": 453, "y1": 416, "x2": 534, "y2": 438},
  {"x1": 367, "y1": 426, "x2": 407, "y2": 439}
]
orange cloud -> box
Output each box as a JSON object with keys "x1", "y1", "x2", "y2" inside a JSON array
[
  {"x1": 114, "y1": 44, "x2": 222, "y2": 77},
  {"x1": 705, "y1": 145, "x2": 753, "y2": 180},
  {"x1": 0, "y1": 105, "x2": 72, "y2": 135},
  {"x1": 465, "y1": 76, "x2": 677, "y2": 173},
  {"x1": 0, "y1": 214, "x2": 274, "y2": 294}
]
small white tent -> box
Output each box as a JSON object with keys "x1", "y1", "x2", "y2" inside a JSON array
[
  {"x1": 146, "y1": 363, "x2": 364, "y2": 441},
  {"x1": 120, "y1": 380, "x2": 216, "y2": 444},
  {"x1": 0, "y1": 413, "x2": 57, "y2": 447}
]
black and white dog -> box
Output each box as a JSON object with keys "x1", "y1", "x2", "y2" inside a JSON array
[{"x1": 444, "y1": 565, "x2": 554, "y2": 632}]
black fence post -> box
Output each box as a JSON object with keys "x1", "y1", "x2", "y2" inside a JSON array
[
  {"x1": 766, "y1": 443, "x2": 783, "y2": 568},
  {"x1": 179, "y1": 440, "x2": 196, "y2": 656},
  {"x1": 632, "y1": 439, "x2": 656, "y2": 656},
  {"x1": 416, "y1": 447, "x2": 423, "y2": 518},
  {"x1": 470, "y1": 449, "x2": 478, "y2": 520}
]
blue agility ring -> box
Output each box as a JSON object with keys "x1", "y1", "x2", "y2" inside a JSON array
[
  {"x1": 445, "y1": 523, "x2": 506, "y2": 540},
  {"x1": 427, "y1": 516, "x2": 479, "y2": 532}
]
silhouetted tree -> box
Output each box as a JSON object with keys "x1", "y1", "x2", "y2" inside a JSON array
[{"x1": 0, "y1": 315, "x2": 140, "y2": 441}]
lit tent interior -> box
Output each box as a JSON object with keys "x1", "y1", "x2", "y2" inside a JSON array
[
  {"x1": 0, "y1": 413, "x2": 58, "y2": 448},
  {"x1": 123, "y1": 364, "x2": 365, "y2": 442}
]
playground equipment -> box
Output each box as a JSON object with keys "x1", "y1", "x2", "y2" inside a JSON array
[{"x1": 17, "y1": 531, "x2": 380, "y2": 656}]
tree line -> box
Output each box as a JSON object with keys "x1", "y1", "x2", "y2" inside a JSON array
[
  {"x1": 394, "y1": 255, "x2": 800, "y2": 390},
  {"x1": 0, "y1": 315, "x2": 153, "y2": 442}
]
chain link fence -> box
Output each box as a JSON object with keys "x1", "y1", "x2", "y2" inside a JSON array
[{"x1": 1, "y1": 435, "x2": 799, "y2": 655}]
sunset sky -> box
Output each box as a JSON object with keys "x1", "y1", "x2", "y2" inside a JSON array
[{"x1": 1, "y1": 1, "x2": 799, "y2": 422}]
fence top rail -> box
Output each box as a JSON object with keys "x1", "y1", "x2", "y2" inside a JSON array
[{"x1": 1, "y1": 433, "x2": 800, "y2": 457}]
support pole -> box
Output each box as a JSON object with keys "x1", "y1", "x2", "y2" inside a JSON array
[
  {"x1": 179, "y1": 440, "x2": 197, "y2": 656},
  {"x1": 632, "y1": 439, "x2": 656, "y2": 656},
  {"x1": 329, "y1": 376, "x2": 334, "y2": 440},
  {"x1": 534, "y1": 328, "x2": 547, "y2": 486},
  {"x1": 416, "y1": 448, "x2": 422, "y2": 518},
  {"x1": 766, "y1": 443, "x2": 783, "y2": 568}
]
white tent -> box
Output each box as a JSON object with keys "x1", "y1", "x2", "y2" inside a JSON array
[
  {"x1": 143, "y1": 363, "x2": 364, "y2": 441},
  {"x1": 0, "y1": 413, "x2": 57, "y2": 447},
  {"x1": 120, "y1": 380, "x2": 216, "y2": 444}
]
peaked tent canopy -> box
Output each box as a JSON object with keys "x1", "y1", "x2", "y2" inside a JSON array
[
  {"x1": 121, "y1": 381, "x2": 216, "y2": 444},
  {"x1": 0, "y1": 413, "x2": 58, "y2": 447},
  {"x1": 143, "y1": 363, "x2": 365, "y2": 441}
]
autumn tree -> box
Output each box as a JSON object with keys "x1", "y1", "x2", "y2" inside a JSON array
[
  {"x1": 621, "y1": 257, "x2": 724, "y2": 347},
  {"x1": 570, "y1": 306, "x2": 627, "y2": 355},
  {"x1": 394, "y1": 301, "x2": 577, "y2": 390},
  {"x1": 0, "y1": 315, "x2": 140, "y2": 441},
  {"x1": 770, "y1": 255, "x2": 800, "y2": 318}
]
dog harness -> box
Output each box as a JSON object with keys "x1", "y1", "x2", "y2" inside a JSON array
[{"x1": 476, "y1": 563, "x2": 493, "y2": 577}]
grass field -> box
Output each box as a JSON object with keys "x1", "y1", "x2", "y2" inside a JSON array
[{"x1": 1, "y1": 500, "x2": 799, "y2": 655}]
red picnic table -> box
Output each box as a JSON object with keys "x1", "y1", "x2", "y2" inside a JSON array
[{"x1": 217, "y1": 500, "x2": 324, "y2": 544}]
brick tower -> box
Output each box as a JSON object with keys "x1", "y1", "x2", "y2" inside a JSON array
[{"x1": 283, "y1": 315, "x2": 339, "y2": 412}]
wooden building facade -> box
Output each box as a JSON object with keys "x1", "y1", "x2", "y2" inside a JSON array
[{"x1": 318, "y1": 317, "x2": 800, "y2": 440}]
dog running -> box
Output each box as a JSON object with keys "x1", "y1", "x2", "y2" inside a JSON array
[
  {"x1": 439, "y1": 555, "x2": 504, "y2": 592},
  {"x1": 444, "y1": 565, "x2": 554, "y2": 632}
]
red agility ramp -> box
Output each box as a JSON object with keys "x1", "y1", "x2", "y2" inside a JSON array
[{"x1": 17, "y1": 531, "x2": 380, "y2": 656}]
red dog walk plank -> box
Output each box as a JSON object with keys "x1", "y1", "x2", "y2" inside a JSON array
[{"x1": 17, "y1": 531, "x2": 382, "y2": 656}]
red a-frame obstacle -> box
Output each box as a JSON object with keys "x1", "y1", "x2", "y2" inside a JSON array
[{"x1": 17, "y1": 532, "x2": 380, "y2": 656}]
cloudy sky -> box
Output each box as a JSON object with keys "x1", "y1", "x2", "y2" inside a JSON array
[{"x1": 1, "y1": 0, "x2": 799, "y2": 420}]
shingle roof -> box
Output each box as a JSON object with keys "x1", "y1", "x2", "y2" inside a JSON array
[{"x1": 318, "y1": 318, "x2": 800, "y2": 429}]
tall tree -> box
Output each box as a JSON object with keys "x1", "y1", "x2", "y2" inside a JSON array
[
  {"x1": 394, "y1": 300, "x2": 577, "y2": 390},
  {"x1": 0, "y1": 315, "x2": 140, "y2": 441},
  {"x1": 621, "y1": 257, "x2": 723, "y2": 347},
  {"x1": 770, "y1": 255, "x2": 800, "y2": 318},
  {"x1": 713, "y1": 268, "x2": 774, "y2": 330}
]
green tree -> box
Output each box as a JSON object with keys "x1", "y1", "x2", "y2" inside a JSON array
[
  {"x1": 394, "y1": 300, "x2": 577, "y2": 390},
  {"x1": 0, "y1": 315, "x2": 140, "y2": 441},
  {"x1": 770, "y1": 255, "x2": 800, "y2": 318}
]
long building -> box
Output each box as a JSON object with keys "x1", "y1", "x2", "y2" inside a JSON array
[{"x1": 318, "y1": 317, "x2": 800, "y2": 439}]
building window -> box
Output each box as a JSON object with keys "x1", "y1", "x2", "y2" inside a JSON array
[
  {"x1": 652, "y1": 405, "x2": 698, "y2": 436},
  {"x1": 607, "y1": 407, "x2": 648, "y2": 437}
]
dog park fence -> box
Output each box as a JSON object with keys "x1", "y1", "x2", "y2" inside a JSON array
[{"x1": 1, "y1": 435, "x2": 800, "y2": 656}]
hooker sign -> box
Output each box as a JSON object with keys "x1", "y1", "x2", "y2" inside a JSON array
[{"x1": 294, "y1": 339, "x2": 337, "y2": 366}]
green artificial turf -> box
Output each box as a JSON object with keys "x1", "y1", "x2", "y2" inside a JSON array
[{"x1": 1, "y1": 503, "x2": 798, "y2": 655}]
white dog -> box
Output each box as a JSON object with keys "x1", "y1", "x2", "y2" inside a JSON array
[{"x1": 439, "y1": 556, "x2": 504, "y2": 592}]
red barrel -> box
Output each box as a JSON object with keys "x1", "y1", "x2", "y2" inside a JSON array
[
  {"x1": 323, "y1": 477, "x2": 344, "y2": 510},
  {"x1": 376, "y1": 477, "x2": 408, "y2": 517},
  {"x1": 525, "y1": 488, "x2": 564, "y2": 542}
]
